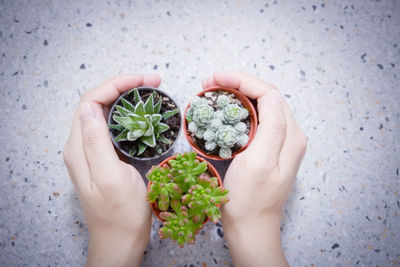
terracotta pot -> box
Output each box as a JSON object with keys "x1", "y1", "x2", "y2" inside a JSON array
[
  {"x1": 108, "y1": 86, "x2": 181, "y2": 161},
  {"x1": 183, "y1": 86, "x2": 258, "y2": 160},
  {"x1": 147, "y1": 155, "x2": 223, "y2": 224}
]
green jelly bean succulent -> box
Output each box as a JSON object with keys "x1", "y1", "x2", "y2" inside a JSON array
[
  {"x1": 146, "y1": 151, "x2": 229, "y2": 247},
  {"x1": 186, "y1": 92, "x2": 250, "y2": 159},
  {"x1": 109, "y1": 88, "x2": 179, "y2": 157}
]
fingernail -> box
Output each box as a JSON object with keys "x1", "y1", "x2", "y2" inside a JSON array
[
  {"x1": 80, "y1": 102, "x2": 97, "y2": 120},
  {"x1": 266, "y1": 90, "x2": 283, "y2": 106}
]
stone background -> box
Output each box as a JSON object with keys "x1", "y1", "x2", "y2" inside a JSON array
[{"x1": 0, "y1": 0, "x2": 399, "y2": 266}]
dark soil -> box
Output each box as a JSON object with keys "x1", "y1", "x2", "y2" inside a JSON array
[
  {"x1": 190, "y1": 90, "x2": 250, "y2": 156},
  {"x1": 110, "y1": 88, "x2": 181, "y2": 159}
]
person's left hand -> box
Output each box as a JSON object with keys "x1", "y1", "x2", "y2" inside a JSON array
[{"x1": 63, "y1": 74, "x2": 161, "y2": 267}]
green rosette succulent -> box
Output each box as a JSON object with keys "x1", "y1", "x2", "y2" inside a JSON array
[
  {"x1": 146, "y1": 151, "x2": 229, "y2": 247},
  {"x1": 109, "y1": 88, "x2": 179, "y2": 157}
]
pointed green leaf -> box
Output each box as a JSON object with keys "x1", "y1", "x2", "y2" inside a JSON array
[
  {"x1": 115, "y1": 129, "x2": 129, "y2": 142},
  {"x1": 151, "y1": 114, "x2": 162, "y2": 126},
  {"x1": 144, "y1": 123, "x2": 154, "y2": 136},
  {"x1": 127, "y1": 129, "x2": 145, "y2": 141},
  {"x1": 108, "y1": 124, "x2": 125, "y2": 131},
  {"x1": 133, "y1": 88, "x2": 141, "y2": 104},
  {"x1": 115, "y1": 105, "x2": 132, "y2": 117},
  {"x1": 113, "y1": 115, "x2": 132, "y2": 129},
  {"x1": 129, "y1": 147, "x2": 137, "y2": 157},
  {"x1": 121, "y1": 98, "x2": 135, "y2": 112},
  {"x1": 158, "y1": 134, "x2": 172, "y2": 144},
  {"x1": 154, "y1": 98, "x2": 162, "y2": 114},
  {"x1": 144, "y1": 92, "x2": 155, "y2": 114},
  {"x1": 134, "y1": 101, "x2": 146, "y2": 116},
  {"x1": 162, "y1": 108, "x2": 179, "y2": 120},
  {"x1": 140, "y1": 134, "x2": 156, "y2": 147},
  {"x1": 154, "y1": 122, "x2": 170, "y2": 134},
  {"x1": 137, "y1": 142, "x2": 147, "y2": 155}
]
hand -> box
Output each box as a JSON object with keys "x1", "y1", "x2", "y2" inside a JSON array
[
  {"x1": 202, "y1": 71, "x2": 307, "y2": 267},
  {"x1": 63, "y1": 74, "x2": 161, "y2": 267}
]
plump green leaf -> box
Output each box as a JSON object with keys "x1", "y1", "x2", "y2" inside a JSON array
[
  {"x1": 163, "y1": 108, "x2": 179, "y2": 120},
  {"x1": 151, "y1": 114, "x2": 162, "y2": 126},
  {"x1": 137, "y1": 142, "x2": 147, "y2": 155},
  {"x1": 134, "y1": 101, "x2": 146, "y2": 116},
  {"x1": 191, "y1": 162, "x2": 207, "y2": 176},
  {"x1": 140, "y1": 134, "x2": 156, "y2": 147},
  {"x1": 115, "y1": 105, "x2": 132, "y2": 117},
  {"x1": 144, "y1": 92, "x2": 155, "y2": 114},
  {"x1": 133, "y1": 88, "x2": 141, "y2": 104},
  {"x1": 154, "y1": 98, "x2": 162, "y2": 114},
  {"x1": 155, "y1": 123, "x2": 170, "y2": 134},
  {"x1": 115, "y1": 129, "x2": 129, "y2": 142},
  {"x1": 108, "y1": 124, "x2": 124, "y2": 131},
  {"x1": 121, "y1": 98, "x2": 135, "y2": 112}
]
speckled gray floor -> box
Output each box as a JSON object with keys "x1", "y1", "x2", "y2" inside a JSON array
[{"x1": 1, "y1": 0, "x2": 399, "y2": 266}]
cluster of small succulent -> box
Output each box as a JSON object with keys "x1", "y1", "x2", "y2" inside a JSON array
[
  {"x1": 186, "y1": 93, "x2": 250, "y2": 159},
  {"x1": 146, "y1": 151, "x2": 229, "y2": 247},
  {"x1": 109, "y1": 88, "x2": 179, "y2": 156}
]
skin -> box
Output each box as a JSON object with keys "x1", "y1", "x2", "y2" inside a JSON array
[
  {"x1": 203, "y1": 71, "x2": 307, "y2": 267},
  {"x1": 63, "y1": 74, "x2": 161, "y2": 267},
  {"x1": 63, "y1": 72, "x2": 306, "y2": 267}
]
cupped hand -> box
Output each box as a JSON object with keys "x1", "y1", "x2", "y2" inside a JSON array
[
  {"x1": 63, "y1": 74, "x2": 161, "y2": 267},
  {"x1": 202, "y1": 71, "x2": 307, "y2": 267}
]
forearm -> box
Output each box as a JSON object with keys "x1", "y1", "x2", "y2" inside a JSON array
[
  {"x1": 223, "y1": 215, "x2": 288, "y2": 267},
  {"x1": 86, "y1": 228, "x2": 149, "y2": 267}
]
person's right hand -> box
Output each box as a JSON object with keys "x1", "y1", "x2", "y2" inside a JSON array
[
  {"x1": 202, "y1": 71, "x2": 307, "y2": 267},
  {"x1": 63, "y1": 74, "x2": 161, "y2": 267}
]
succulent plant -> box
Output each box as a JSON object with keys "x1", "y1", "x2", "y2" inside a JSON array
[
  {"x1": 109, "y1": 88, "x2": 179, "y2": 156},
  {"x1": 146, "y1": 151, "x2": 229, "y2": 247},
  {"x1": 186, "y1": 91, "x2": 250, "y2": 159}
]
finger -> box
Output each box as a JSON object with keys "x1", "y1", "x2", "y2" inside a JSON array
[
  {"x1": 63, "y1": 139, "x2": 91, "y2": 195},
  {"x1": 242, "y1": 90, "x2": 287, "y2": 169},
  {"x1": 79, "y1": 102, "x2": 122, "y2": 186},
  {"x1": 279, "y1": 113, "x2": 307, "y2": 180},
  {"x1": 81, "y1": 74, "x2": 161, "y2": 106},
  {"x1": 201, "y1": 76, "x2": 217, "y2": 89},
  {"x1": 210, "y1": 71, "x2": 278, "y2": 99}
]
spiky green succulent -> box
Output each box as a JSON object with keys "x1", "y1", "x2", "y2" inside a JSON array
[
  {"x1": 186, "y1": 92, "x2": 250, "y2": 159},
  {"x1": 109, "y1": 88, "x2": 179, "y2": 157},
  {"x1": 146, "y1": 151, "x2": 229, "y2": 247}
]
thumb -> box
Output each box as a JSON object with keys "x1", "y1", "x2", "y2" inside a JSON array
[
  {"x1": 79, "y1": 102, "x2": 120, "y2": 180},
  {"x1": 243, "y1": 90, "x2": 287, "y2": 168}
]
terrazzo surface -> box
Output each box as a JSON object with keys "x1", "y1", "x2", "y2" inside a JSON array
[{"x1": 1, "y1": 0, "x2": 399, "y2": 266}]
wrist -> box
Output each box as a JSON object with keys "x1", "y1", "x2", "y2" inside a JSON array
[
  {"x1": 222, "y1": 214, "x2": 288, "y2": 267},
  {"x1": 87, "y1": 226, "x2": 150, "y2": 267}
]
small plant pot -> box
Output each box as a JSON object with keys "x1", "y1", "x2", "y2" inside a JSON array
[
  {"x1": 183, "y1": 86, "x2": 258, "y2": 160},
  {"x1": 108, "y1": 87, "x2": 181, "y2": 161},
  {"x1": 147, "y1": 154, "x2": 223, "y2": 224}
]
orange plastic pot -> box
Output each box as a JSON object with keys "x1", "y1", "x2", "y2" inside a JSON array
[
  {"x1": 183, "y1": 86, "x2": 258, "y2": 160},
  {"x1": 147, "y1": 154, "x2": 223, "y2": 224}
]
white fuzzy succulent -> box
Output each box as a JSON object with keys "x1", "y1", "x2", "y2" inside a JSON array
[
  {"x1": 217, "y1": 95, "x2": 230, "y2": 107},
  {"x1": 203, "y1": 129, "x2": 215, "y2": 141},
  {"x1": 186, "y1": 93, "x2": 250, "y2": 159}
]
